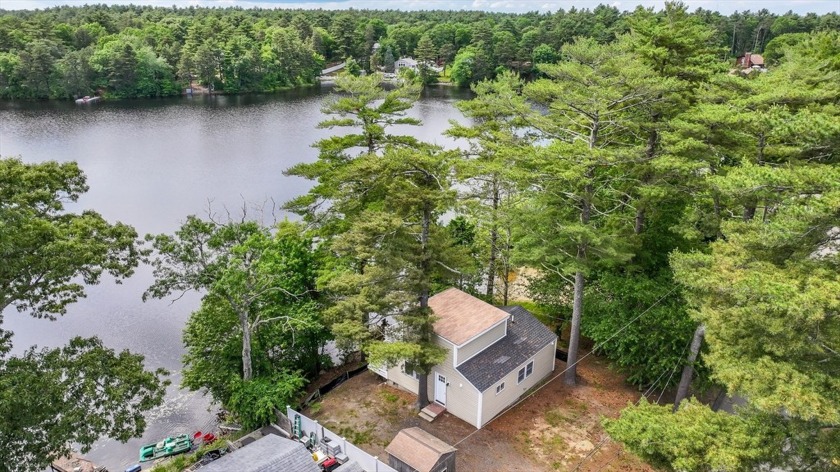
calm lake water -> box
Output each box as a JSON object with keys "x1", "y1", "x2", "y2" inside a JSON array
[{"x1": 0, "y1": 84, "x2": 470, "y2": 470}]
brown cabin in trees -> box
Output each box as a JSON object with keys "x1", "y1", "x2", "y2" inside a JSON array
[{"x1": 736, "y1": 52, "x2": 766, "y2": 69}]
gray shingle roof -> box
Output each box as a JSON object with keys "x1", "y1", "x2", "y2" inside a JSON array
[
  {"x1": 456, "y1": 306, "x2": 556, "y2": 392},
  {"x1": 334, "y1": 460, "x2": 365, "y2": 472},
  {"x1": 200, "y1": 434, "x2": 319, "y2": 472}
]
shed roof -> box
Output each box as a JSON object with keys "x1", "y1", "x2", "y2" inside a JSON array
[
  {"x1": 335, "y1": 460, "x2": 365, "y2": 472},
  {"x1": 457, "y1": 305, "x2": 557, "y2": 392},
  {"x1": 200, "y1": 434, "x2": 319, "y2": 472},
  {"x1": 386, "y1": 427, "x2": 456, "y2": 472},
  {"x1": 430, "y1": 288, "x2": 509, "y2": 345}
]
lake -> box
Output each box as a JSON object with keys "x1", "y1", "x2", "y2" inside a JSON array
[{"x1": 0, "y1": 83, "x2": 470, "y2": 470}]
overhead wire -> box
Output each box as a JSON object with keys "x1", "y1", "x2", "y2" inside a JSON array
[
  {"x1": 569, "y1": 356, "x2": 681, "y2": 472},
  {"x1": 452, "y1": 286, "x2": 677, "y2": 448}
]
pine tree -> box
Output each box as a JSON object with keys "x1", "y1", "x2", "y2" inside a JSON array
[
  {"x1": 415, "y1": 34, "x2": 437, "y2": 84},
  {"x1": 521, "y1": 38, "x2": 665, "y2": 385},
  {"x1": 446, "y1": 71, "x2": 531, "y2": 303},
  {"x1": 285, "y1": 72, "x2": 421, "y2": 226},
  {"x1": 326, "y1": 147, "x2": 463, "y2": 409}
]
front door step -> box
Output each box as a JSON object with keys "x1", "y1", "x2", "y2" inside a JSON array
[{"x1": 419, "y1": 403, "x2": 446, "y2": 422}]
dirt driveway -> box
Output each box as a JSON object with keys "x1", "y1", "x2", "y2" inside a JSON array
[{"x1": 306, "y1": 353, "x2": 655, "y2": 472}]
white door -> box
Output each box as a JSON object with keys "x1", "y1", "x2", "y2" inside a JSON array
[{"x1": 434, "y1": 373, "x2": 447, "y2": 405}]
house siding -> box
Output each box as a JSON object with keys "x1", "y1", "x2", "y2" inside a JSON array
[
  {"x1": 455, "y1": 321, "x2": 506, "y2": 366},
  {"x1": 426, "y1": 336, "x2": 480, "y2": 428},
  {"x1": 478, "y1": 341, "x2": 556, "y2": 427},
  {"x1": 385, "y1": 336, "x2": 480, "y2": 428},
  {"x1": 385, "y1": 365, "x2": 420, "y2": 395}
]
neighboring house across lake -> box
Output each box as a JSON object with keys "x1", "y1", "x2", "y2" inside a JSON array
[
  {"x1": 371, "y1": 287, "x2": 558, "y2": 429},
  {"x1": 395, "y1": 57, "x2": 419, "y2": 71},
  {"x1": 736, "y1": 52, "x2": 766, "y2": 70}
]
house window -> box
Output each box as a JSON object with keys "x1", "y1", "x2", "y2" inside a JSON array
[
  {"x1": 495, "y1": 382, "x2": 505, "y2": 395},
  {"x1": 517, "y1": 360, "x2": 534, "y2": 384},
  {"x1": 402, "y1": 362, "x2": 419, "y2": 380}
]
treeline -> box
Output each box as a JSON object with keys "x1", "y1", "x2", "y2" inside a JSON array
[
  {"x1": 3, "y1": 4, "x2": 840, "y2": 472},
  {"x1": 0, "y1": 3, "x2": 838, "y2": 99}
]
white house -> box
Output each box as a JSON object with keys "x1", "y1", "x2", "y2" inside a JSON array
[
  {"x1": 395, "y1": 57, "x2": 419, "y2": 71},
  {"x1": 371, "y1": 288, "x2": 558, "y2": 429}
]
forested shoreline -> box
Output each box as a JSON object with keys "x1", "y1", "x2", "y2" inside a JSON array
[
  {"x1": 3, "y1": 2, "x2": 840, "y2": 471},
  {"x1": 0, "y1": 4, "x2": 838, "y2": 99}
]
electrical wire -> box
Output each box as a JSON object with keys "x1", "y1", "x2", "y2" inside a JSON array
[{"x1": 452, "y1": 287, "x2": 677, "y2": 448}]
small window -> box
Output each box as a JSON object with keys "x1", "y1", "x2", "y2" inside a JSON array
[
  {"x1": 495, "y1": 382, "x2": 505, "y2": 395},
  {"x1": 517, "y1": 360, "x2": 535, "y2": 384},
  {"x1": 402, "y1": 362, "x2": 419, "y2": 380}
]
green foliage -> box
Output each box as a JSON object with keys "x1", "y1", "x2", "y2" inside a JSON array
[
  {"x1": 604, "y1": 399, "x2": 779, "y2": 472},
  {"x1": 0, "y1": 338, "x2": 169, "y2": 472},
  {"x1": 671, "y1": 166, "x2": 840, "y2": 424},
  {"x1": 531, "y1": 43, "x2": 557, "y2": 69},
  {"x1": 0, "y1": 158, "x2": 166, "y2": 472},
  {"x1": 146, "y1": 219, "x2": 328, "y2": 423},
  {"x1": 449, "y1": 47, "x2": 475, "y2": 87},
  {"x1": 447, "y1": 71, "x2": 531, "y2": 302},
  {"x1": 226, "y1": 372, "x2": 307, "y2": 430},
  {"x1": 285, "y1": 72, "x2": 421, "y2": 224},
  {"x1": 0, "y1": 158, "x2": 140, "y2": 318},
  {"x1": 582, "y1": 272, "x2": 697, "y2": 387},
  {"x1": 1, "y1": 5, "x2": 833, "y2": 100}
]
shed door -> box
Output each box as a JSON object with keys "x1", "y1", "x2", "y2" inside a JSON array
[{"x1": 434, "y1": 373, "x2": 447, "y2": 405}]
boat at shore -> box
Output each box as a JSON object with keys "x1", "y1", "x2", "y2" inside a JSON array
[
  {"x1": 139, "y1": 434, "x2": 192, "y2": 462},
  {"x1": 75, "y1": 96, "x2": 100, "y2": 104}
]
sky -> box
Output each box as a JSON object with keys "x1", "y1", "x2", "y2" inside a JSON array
[{"x1": 1, "y1": 0, "x2": 838, "y2": 14}]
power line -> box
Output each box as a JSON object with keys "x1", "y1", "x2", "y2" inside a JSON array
[
  {"x1": 657, "y1": 340, "x2": 691, "y2": 404},
  {"x1": 570, "y1": 358, "x2": 678, "y2": 472},
  {"x1": 571, "y1": 339, "x2": 688, "y2": 471},
  {"x1": 452, "y1": 287, "x2": 677, "y2": 448}
]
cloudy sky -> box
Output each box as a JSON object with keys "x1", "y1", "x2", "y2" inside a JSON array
[{"x1": 2, "y1": 0, "x2": 838, "y2": 14}]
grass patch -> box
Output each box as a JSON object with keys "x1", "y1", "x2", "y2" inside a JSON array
[
  {"x1": 335, "y1": 421, "x2": 377, "y2": 445},
  {"x1": 545, "y1": 408, "x2": 571, "y2": 427},
  {"x1": 309, "y1": 401, "x2": 323, "y2": 415},
  {"x1": 380, "y1": 391, "x2": 400, "y2": 403},
  {"x1": 375, "y1": 388, "x2": 409, "y2": 424},
  {"x1": 148, "y1": 453, "x2": 194, "y2": 472}
]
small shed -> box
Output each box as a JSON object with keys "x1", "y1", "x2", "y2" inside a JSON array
[{"x1": 386, "y1": 427, "x2": 456, "y2": 472}]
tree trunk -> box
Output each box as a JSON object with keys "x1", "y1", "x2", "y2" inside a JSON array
[
  {"x1": 565, "y1": 124, "x2": 597, "y2": 387},
  {"x1": 743, "y1": 204, "x2": 757, "y2": 221},
  {"x1": 634, "y1": 124, "x2": 658, "y2": 235},
  {"x1": 634, "y1": 209, "x2": 645, "y2": 235},
  {"x1": 240, "y1": 311, "x2": 253, "y2": 381},
  {"x1": 673, "y1": 323, "x2": 705, "y2": 411},
  {"x1": 416, "y1": 200, "x2": 432, "y2": 410},
  {"x1": 486, "y1": 182, "x2": 500, "y2": 302},
  {"x1": 565, "y1": 268, "x2": 584, "y2": 386}
]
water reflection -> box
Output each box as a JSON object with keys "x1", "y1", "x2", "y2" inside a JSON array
[{"x1": 0, "y1": 84, "x2": 469, "y2": 470}]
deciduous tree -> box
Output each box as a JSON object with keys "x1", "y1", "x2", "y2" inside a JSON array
[{"x1": 0, "y1": 158, "x2": 166, "y2": 472}]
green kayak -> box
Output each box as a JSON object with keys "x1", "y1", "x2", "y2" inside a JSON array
[{"x1": 139, "y1": 434, "x2": 193, "y2": 462}]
